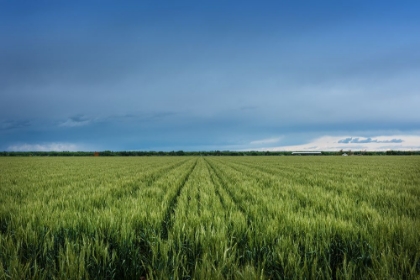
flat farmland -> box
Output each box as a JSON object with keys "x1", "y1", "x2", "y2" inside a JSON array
[{"x1": 1, "y1": 156, "x2": 419, "y2": 279}]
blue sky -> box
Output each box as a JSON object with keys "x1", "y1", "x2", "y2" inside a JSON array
[{"x1": 1, "y1": 0, "x2": 419, "y2": 151}]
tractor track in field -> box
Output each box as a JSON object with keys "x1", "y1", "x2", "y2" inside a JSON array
[
  {"x1": 221, "y1": 159, "x2": 356, "y2": 199},
  {"x1": 204, "y1": 159, "x2": 229, "y2": 210},
  {"x1": 204, "y1": 158, "x2": 254, "y2": 226},
  {"x1": 129, "y1": 158, "x2": 190, "y2": 191},
  {"x1": 96, "y1": 159, "x2": 192, "y2": 207},
  {"x1": 144, "y1": 159, "x2": 191, "y2": 186},
  {"x1": 161, "y1": 159, "x2": 198, "y2": 240}
]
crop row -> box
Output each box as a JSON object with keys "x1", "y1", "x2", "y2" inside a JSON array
[{"x1": 0, "y1": 156, "x2": 419, "y2": 279}]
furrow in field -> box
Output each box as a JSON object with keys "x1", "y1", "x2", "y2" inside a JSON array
[
  {"x1": 223, "y1": 156, "x2": 315, "y2": 176},
  {"x1": 5, "y1": 157, "x2": 185, "y2": 212},
  {"x1": 226, "y1": 157, "x2": 360, "y2": 193},
  {"x1": 160, "y1": 159, "x2": 198, "y2": 240},
  {"x1": 207, "y1": 157, "x2": 331, "y2": 227},
  {"x1": 156, "y1": 158, "x2": 249, "y2": 279},
  {"x1": 204, "y1": 158, "x2": 253, "y2": 225},
  {"x1": 216, "y1": 157, "x2": 420, "y2": 220},
  {"x1": 89, "y1": 158, "x2": 193, "y2": 214},
  {"x1": 211, "y1": 157, "x2": 361, "y2": 222},
  {"x1": 205, "y1": 157, "x2": 293, "y2": 256},
  {"x1": 41, "y1": 158, "x2": 191, "y2": 219},
  {"x1": 202, "y1": 158, "x2": 249, "y2": 233},
  {"x1": 88, "y1": 158, "x2": 191, "y2": 205},
  {"x1": 112, "y1": 157, "x2": 191, "y2": 197},
  {"x1": 205, "y1": 158, "x2": 303, "y2": 278}
]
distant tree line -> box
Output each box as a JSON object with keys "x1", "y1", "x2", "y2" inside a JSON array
[{"x1": 1, "y1": 150, "x2": 419, "y2": 157}]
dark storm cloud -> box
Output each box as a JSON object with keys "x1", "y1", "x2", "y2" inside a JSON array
[{"x1": 1, "y1": 1, "x2": 420, "y2": 151}]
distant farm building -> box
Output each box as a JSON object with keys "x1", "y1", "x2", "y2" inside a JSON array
[
  {"x1": 291, "y1": 151, "x2": 322, "y2": 155},
  {"x1": 342, "y1": 153, "x2": 348, "y2": 156}
]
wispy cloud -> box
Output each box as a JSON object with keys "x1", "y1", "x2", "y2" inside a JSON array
[
  {"x1": 250, "y1": 137, "x2": 283, "y2": 145},
  {"x1": 7, "y1": 142, "x2": 85, "y2": 151},
  {"x1": 240, "y1": 106, "x2": 258, "y2": 111},
  {"x1": 254, "y1": 135, "x2": 420, "y2": 151},
  {"x1": 59, "y1": 115, "x2": 93, "y2": 127},
  {"x1": 145, "y1": 112, "x2": 178, "y2": 122},
  {"x1": 102, "y1": 112, "x2": 179, "y2": 125},
  {"x1": 0, "y1": 119, "x2": 31, "y2": 130}
]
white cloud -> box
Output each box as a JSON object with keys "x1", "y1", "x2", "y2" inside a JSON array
[
  {"x1": 7, "y1": 142, "x2": 84, "y2": 151},
  {"x1": 250, "y1": 136, "x2": 283, "y2": 145},
  {"x1": 255, "y1": 135, "x2": 420, "y2": 151}
]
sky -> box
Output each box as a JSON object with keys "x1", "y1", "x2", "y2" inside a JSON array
[{"x1": 1, "y1": 0, "x2": 420, "y2": 151}]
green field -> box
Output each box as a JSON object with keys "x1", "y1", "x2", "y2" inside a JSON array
[{"x1": 1, "y1": 156, "x2": 419, "y2": 279}]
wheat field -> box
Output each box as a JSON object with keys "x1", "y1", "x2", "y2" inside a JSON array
[{"x1": 1, "y1": 156, "x2": 419, "y2": 279}]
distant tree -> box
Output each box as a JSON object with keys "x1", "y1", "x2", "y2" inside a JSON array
[{"x1": 101, "y1": 150, "x2": 113, "y2": 156}]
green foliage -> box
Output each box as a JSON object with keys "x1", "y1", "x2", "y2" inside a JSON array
[{"x1": 0, "y1": 156, "x2": 419, "y2": 279}]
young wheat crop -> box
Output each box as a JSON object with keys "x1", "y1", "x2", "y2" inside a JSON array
[{"x1": 0, "y1": 156, "x2": 419, "y2": 279}]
